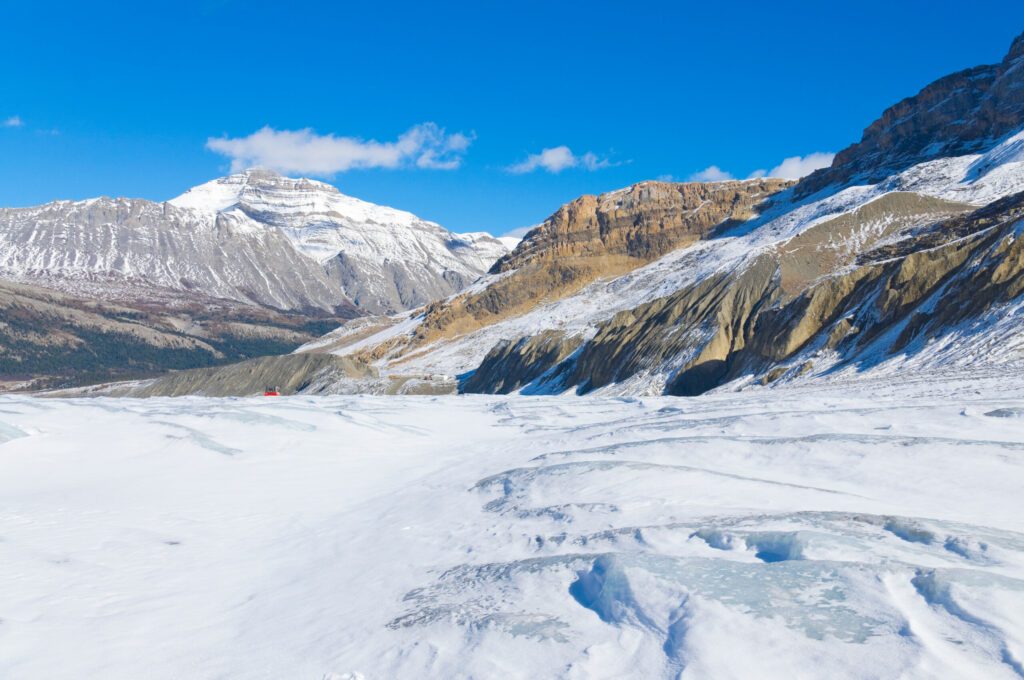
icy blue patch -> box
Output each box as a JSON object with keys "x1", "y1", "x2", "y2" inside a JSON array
[{"x1": 0, "y1": 421, "x2": 28, "y2": 445}]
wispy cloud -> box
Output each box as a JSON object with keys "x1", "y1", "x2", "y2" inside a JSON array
[
  {"x1": 687, "y1": 165, "x2": 734, "y2": 182},
  {"x1": 507, "y1": 146, "x2": 615, "y2": 174},
  {"x1": 205, "y1": 123, "x2": 473, "y2": 175},
  {"x1": 761, "y1": 152, "x2": 835, "y2": 180},
  {"x1": 687, "y1": 152, "x2": 835, "y2": 183},
  {"x1": 501, "y1": 224, "x2": 539, "y2": 239},
  {"x1": 2, "y1": 115, "x2": 24, "y2": 128}
]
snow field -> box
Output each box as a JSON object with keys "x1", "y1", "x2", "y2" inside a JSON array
[{"x1": 0, "y1": 372, "x2": 1023, "y2": 678}]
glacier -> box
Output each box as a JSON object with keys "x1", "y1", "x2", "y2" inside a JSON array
[{"x1": 1, "y1": 370, "x2": 1022, "y2": 678}]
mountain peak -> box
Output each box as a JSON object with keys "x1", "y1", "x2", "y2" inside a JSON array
[
  {"x1": 168, "y1": 169, "x2": 340, "y2": 212},
  {"x1": 238, "y1": 166, "x2": 281, "y2": 180},
  {"x1": 231, "y1": 167, "x2": 339, "y2": 194}
]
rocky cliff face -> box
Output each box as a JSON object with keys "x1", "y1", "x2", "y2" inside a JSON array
[
  {"x1": 409, "y1": 179, "x2": 791, "y2": 346},
  {"x1": 492, "y1": 179, "x2": 793, "y2": 272},
  {"x1": 798, "y1": 33, "x2": 1024, "y2": 196},
  {"x1": 460, "y1": 330, "x2": 583, "y2": 394},
  {"x1": 438, "y1": 183, "x2": 1019, "y2": 398},
  {"x1": 418, "y1": 31, "x2": 1024, "y2": 397}
]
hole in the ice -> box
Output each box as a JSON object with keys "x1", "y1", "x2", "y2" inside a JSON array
[
  {"x1": 755, "y1": 549, "x2": 788, "y2": 563},
  {"x1": 689, "y1": 528, "x2": 738, "y2": 551},
  {"x1": 569, "y1": 555, "x2": 659, "y2": 630},
  {"x1": 744, "y1": 532, "x2": 805, "y2": 562}
]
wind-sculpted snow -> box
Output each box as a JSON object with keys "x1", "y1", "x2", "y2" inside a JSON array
[{"x1": 1, "y1": 373, "x2": 1023, "y2": 678}]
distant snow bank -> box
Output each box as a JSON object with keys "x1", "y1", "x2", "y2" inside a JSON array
[{"x1": 2, "y1": 370, "x2": 1023, "y2": 678}]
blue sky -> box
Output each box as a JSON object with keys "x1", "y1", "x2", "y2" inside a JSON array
[{"x1": 2, "y1": 1, "x2": 1024, "y2": 235}]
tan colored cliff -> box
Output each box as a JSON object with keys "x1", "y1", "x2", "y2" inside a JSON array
[
  {"x1": 410, "y1": 179, "x2": 792, "y2": 347},
  {"x1": 492, "y1": 179, "x2": 793, "y2": 272}
]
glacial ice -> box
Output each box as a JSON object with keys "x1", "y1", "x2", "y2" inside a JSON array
[{"x1": 0, "y1": 370, "x2": 1022, "y2": 678}]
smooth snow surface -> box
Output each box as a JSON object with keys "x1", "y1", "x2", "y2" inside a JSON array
[{"x1": 2, "y1": 372, "x2": 1023, "y2": 679}]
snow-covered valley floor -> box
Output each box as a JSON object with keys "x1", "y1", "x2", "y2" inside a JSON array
[{"x1": 2, "y1": 373, "x2": 1024, "y2": 679}]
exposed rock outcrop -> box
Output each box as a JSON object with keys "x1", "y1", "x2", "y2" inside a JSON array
[
  {"x1": 568, "y1": 255, "x2": 779, "y2": 395},
  {"x1": 460, "y1": 330, "x2": 583, "y2": 394},
  {"x1": 456, "y1": 183, "x2": 985, "y2": 396},
  {"x1": 492, "y1": 179, "x2": 793, "y2": 272},
  {"x1": 411, "y1": 179, "x2": 792, "y2": 346},
  {"x1": 744, "y1": 191, "x2": 1024, "y2": 373},
  {"x1": 774, "y1": 192, "x2": 972, "y2": 296}
]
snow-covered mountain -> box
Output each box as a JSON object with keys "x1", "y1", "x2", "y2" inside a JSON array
[{"x1": 0, "y1": 169, "x2": 510, "y2": 315}]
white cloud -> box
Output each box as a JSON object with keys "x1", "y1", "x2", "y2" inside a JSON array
[
  {"x1": 413, "y1": 129, "x2": 474, "y2": 170},
  {"x1": 501, "y1": 224, "x2": 539, "y2": 239},
  {"x1": 205, "y1": 123, "x2": 472, "y2": 175},
  {"x1": 687, "y1": 152, "x2": 835, "y2": 184},
  {"x1": 507, "y1": 146, "x2": 574, "y2": 174},
  {"x1": 2, "y1": 116, "x2": 24, "y2": 128},
  {"x1": 580, "y1": 151, "x2": 612, "y2": 171},
  {"x1": 687, "y1": 165, "x2": 734, "y2": 182},
  {"x1": 507, "y1": 145, "x2": 614, "y2": 174},
  {"x1": 765, "y1": 152, "x2": 835, "y2": 180}
]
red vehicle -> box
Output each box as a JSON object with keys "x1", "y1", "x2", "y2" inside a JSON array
[{"x1": 263, "y1": 386, "x2": 281, "y2": 397}]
